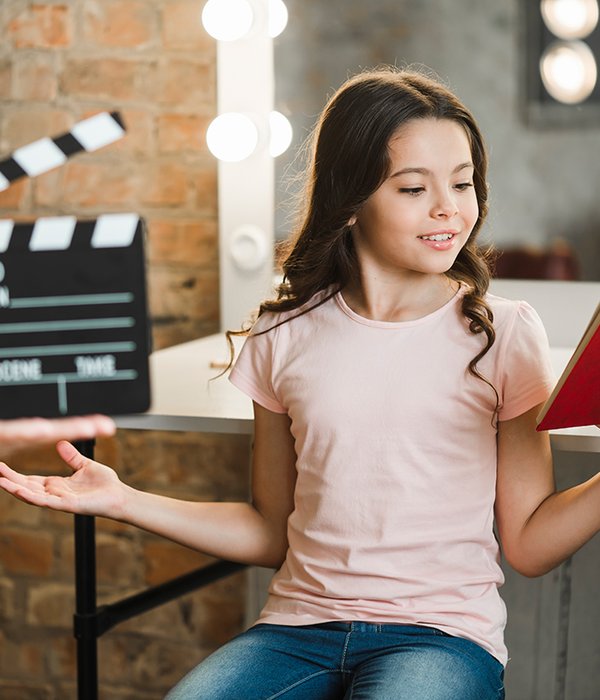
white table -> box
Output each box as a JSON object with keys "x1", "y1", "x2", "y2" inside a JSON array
[{"x1": 115, "y1": 335, "x2": 600, "y2": 454}]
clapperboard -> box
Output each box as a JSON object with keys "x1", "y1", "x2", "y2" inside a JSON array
[{"x1": 0, "y1": 114, "x2": 151, "y2": 418}]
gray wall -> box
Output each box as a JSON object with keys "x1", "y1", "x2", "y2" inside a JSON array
[{"x1": 274, "y1": 0, "x2": 600, "y2": 279}]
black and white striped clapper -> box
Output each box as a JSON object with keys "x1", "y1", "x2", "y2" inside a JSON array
[
  {"x1": 0, "y1": 112, "x2": 126, "y2": 191},
  {"x1": 0, "y1": 213, "x2": 151, "y2": 418}
]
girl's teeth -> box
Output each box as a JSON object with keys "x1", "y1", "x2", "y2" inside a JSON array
[{"x1": 422, "y1": 234, "x2": 452, "y2": 241}]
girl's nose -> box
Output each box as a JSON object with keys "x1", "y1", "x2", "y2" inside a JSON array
[{"x1": 431, "y1": 192, "x2": 458, "y2": 219}]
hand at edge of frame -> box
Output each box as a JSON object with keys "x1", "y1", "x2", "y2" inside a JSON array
[{"x1": 0, "y1": 415, "x2": 115, "y2": 460}]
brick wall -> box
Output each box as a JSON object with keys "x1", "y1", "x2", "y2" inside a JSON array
[{"x1": 0, "y1": 2, "x2": 251, "y2": 698}]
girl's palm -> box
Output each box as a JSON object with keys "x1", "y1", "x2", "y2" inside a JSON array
[{"x1": 0, "y1": 440, "x2": 126, "y2": 518}]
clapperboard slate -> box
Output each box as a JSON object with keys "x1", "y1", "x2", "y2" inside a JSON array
[{"x1": 0, "y1": 213, "x2": 151, "y2": 418}]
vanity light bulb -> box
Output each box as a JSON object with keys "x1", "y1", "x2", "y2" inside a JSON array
[
  {"x1": 268, "y1": 111, "x2": 293, "y2": 157},
  {"x1": 540, "y1": 40, "x2": 598, "y2": 103},
  {"x1": 268, "y1": 0, "x2": 289, "y2": 38},
  {"x1": 541, "y1": 0, "x2": 599, "y2": 40},
  {"x1": 206, "y1": 113, "x2": 259, "y2": 162},
  {"x1": 201, "y1": 0, "x2": 254, "y2": 41}
]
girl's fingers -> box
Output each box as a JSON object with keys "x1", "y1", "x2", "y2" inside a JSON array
[
  {"x1": 0, "y1": 462, "x2": 47, "y2": 491},
  {"x1": 12, "y1": 484, "x2": 68, "y2": 510}
]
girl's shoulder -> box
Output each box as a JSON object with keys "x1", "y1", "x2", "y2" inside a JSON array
[
  {"x1": 249, "y1": 287, "x2": 337, "y2": 335},
  {"x1": 484, "y1": 292, "x2": 546, "y2": 339}
]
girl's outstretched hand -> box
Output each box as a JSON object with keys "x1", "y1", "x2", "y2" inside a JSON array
[
  {"x1": 0, "y1": 415, "x2": 115, "y2": 460},
  {"x1": 0, "y1": 440, "x2": 127, "y2": 520}
]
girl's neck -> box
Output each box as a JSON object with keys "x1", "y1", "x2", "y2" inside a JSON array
[{"x1": 341, "y1": 274, "x2": 460, "y2": 323}]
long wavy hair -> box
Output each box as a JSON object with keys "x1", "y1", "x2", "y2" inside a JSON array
[{"x1": 230, "y1": 66, "x2": 497, "y2": 403}]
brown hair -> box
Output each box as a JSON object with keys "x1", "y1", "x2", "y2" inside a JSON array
[{"x1": 229, "y1": 66, "x2": 497, "y2": 406}]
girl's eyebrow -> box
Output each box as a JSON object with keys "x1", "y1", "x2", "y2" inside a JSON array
[{"x1": 389, "y1": 162, "x2": 474, "y2": 178}]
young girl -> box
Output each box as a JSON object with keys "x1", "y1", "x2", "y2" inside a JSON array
[{"x1": 1, "y1": 67, "x2": 599, "y2": 700}]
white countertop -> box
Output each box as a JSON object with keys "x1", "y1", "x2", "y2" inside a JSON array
[{"x1": 114, "y1": 335, "x2": 600, "y2": 453}]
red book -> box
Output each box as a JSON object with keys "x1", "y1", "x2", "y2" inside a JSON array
[{"x1": 536, "y1": 302, "x2": 600, "y2": 431}]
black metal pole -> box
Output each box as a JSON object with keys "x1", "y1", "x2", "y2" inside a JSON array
[{"x1": 72, "y1": 439, "x2": 98, "y2": 700}]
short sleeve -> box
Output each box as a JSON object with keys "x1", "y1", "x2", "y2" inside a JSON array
[
  {"x1": 229, "y1": 313, "x2": 287, "y2": 414},
  {"x1": 497, "y1": 302, "x2": 556, "y2": 422}
]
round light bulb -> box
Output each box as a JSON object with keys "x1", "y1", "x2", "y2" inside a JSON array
[
  {"x1": 206, "y1": 113, "x2": 259, "y2": 161},
  {"x1": 268, "y1": 0, "x2": 288, "y2": 38},
  {"x1": 541, "y1": 0, "x2": 599, "y2": 39},
  {"x1": 540, "y1": 40, "x2": 598, "y2": 103},
  {"x1": 201, "y1": 0, "x2": 254, "y2": 42},
  {"x1": 268, "y1": 111, "x2": 293, "y2": 157}
]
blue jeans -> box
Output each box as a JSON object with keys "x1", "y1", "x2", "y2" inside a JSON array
[{"x1": 165, "y1": 622, "x2": 505, "y2": 699}]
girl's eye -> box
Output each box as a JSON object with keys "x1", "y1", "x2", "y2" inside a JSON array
[
  {"x1": 399, "y1": 187, "x2": 424, "y2": 195},
  {"x1": 454, "y1": 182, "x2": 474, "y2": 191}
]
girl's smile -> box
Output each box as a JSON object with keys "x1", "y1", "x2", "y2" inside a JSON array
[{"x1": 418, "y1": 230, "x2": 459, "y2": 250}]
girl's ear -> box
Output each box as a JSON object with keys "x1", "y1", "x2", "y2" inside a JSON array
[{"x1": 348, "y1": 215, "x2": 357, "y2": 227}]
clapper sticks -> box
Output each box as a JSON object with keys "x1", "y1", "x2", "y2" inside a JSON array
[{"x1": 0, "y1": 114, "x2": 151, "y2": 418}]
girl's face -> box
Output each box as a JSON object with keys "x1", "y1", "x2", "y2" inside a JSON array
[{"x1": 351, "y1": 117, "x2": 479, "y2": 279}]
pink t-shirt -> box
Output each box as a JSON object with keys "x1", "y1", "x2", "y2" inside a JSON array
[{"x1": 229, "y1": 287, "x2": 555, "y2": 665}]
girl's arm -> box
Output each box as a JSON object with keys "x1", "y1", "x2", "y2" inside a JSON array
[
  {"x1": 0, "y1": 402, "x2": 297, "y2": 569},
  {"x1": 495, "y1": 403, "x2": 600, "y2": 577}
]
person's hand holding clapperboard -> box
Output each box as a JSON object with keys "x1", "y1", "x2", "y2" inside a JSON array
[{"x1": 0, "y1": 113, "x2": 150, "y2": 462}]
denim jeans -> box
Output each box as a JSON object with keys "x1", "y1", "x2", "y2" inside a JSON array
[{"x1": 164, "y1": 621, "x2": 505, "y2": 700}]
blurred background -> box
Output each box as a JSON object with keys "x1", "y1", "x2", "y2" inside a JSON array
[{"x1": 274, "y1": 0, "x2": 600, "y2": 281}]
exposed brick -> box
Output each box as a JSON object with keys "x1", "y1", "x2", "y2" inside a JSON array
[
  {"x1": 151, "y1": 316, "x2": 220, "y2": 351},
  {"x1": 7, "y1": 4, "x2": 72, "y2": 49},
  {"x1": 0, "y1": 179, "x2": 29, "y2": 211},
  {"x1": 192, "y1": 166, "x2": 218, "y2": 215},
  {"x1": 113, "y1": 572, "x2": 246, "y2": 648},
  {"x1": 60, "y1": 58, "x2": 153, "y2": 101},
  {"x1": 12, "y1": 52, "x2": 58, "y2": 100},
  {"x1": 0, "y1": 59, "x2": 12, "y2": 98},
  {"x1": 147, "y1": 218, "x2": 218, "y2": 266},
  {"x1": 162, "y1": 1, "x2": 216, "y2": 52},
  {"x1": 157, "y1": 59, "x2": 215, "y2": 107},
  {"x1": 96, "y1": 532, "x2": 141, "y2": 586},
  {"x1": 114, "y1": 431, "x2": 251, "y2": 499},
  {"x1": 45, "y1": 634, "x2": 76, "y2": 679},
  {"x1": 147, "y1": 266, "x2": 219, "y2": 326},
  {"x1": 143, "y1": 538, "x2": 215, "y2": 587},
  {"x1": 0, "y1": 630, "x2": 47, "y2": 679},
  {"x1": 60, "y1": 532, "x2": 142, "y2": 587},
  {"x1": 106, "y1": 109, "x2": 156, "y2": 157},
  {"x1": 0, "y1": 681, "x2": 53, "y2": 700},
  {"x1": 82, "y1": 0, "x2": 157, "y2": 48},
  {"x1": 97, "y1": 685, "x2": 157, "y2": 700},
  {"x1": 62, "y1": 160, "x2": 140, "y2": 207},
  {"x1": 194, "y1": 572, "x2": 247, "y2": 646},
  {"x1": 0, "y1": 529, "x2": 53, "y2": 576},
  {"x1": 0, "y1": 577, "x2": 15, "y2": 620},
  {"x1": 1, "y1": 109, "x2": 71, "y2": 150},
  {"x1": 98, "y1": 633, "x2": 206, "y2": 690},
  {"x1": 139, "y1": 163, "x2": 188, "y2": 207},
  {"x1": 27, "y1": 583, "x2": 74, "y2": 628},
  {"x1": 157, "y1": 113, "x2": 210, "y2": 154},
  {"x1": 0, "y1": 492, "x2": 43, "y2": 527},
  {"x1": 32, "y1": 168, "x2": 63, "y2": 208}
]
